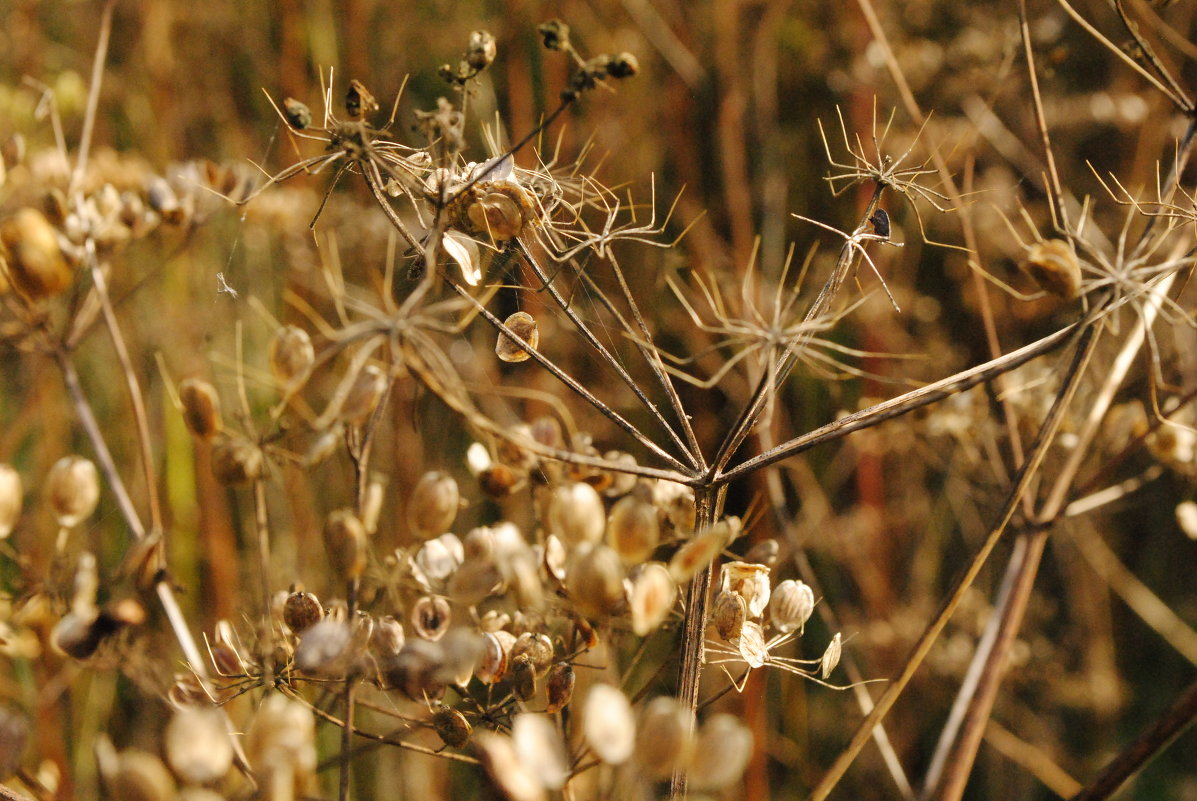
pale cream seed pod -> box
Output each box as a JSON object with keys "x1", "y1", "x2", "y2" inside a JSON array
[
  {"x1": 496, "y1": 311, "x2": 539, "y2": 363},
  {"x1": 268, "y1": 325, "x2": 315, "y2": 387},
  {"x1": 1023, "y1": 239, "x2": 1081, "y2": 299},
  {"x1": 720, "y1": 560, "x2": 771, "y2": 618},
  {"x1": 0, "y1": 208, "x2": 74, "y2": 300},
  {"x1": 324, "y1": 509, "x2": 368, "y2": 582},
  {"x1": 1176, "y1": 500, "x2": 1197, "y2": 540},
  {"x1": 339, "y1": 364, "x2": 388, "y2": 425},
  {"x1": 668, "y1": 526, "x2": 725, "y2": 585},
  {"x1": 566, "y1": 543, "x2": 625, "y2": 619},
  {"x1": 736, "y1": 620, "x2": 768, "y2": 668},
  {"x1": 475, "y1": 731, "x2": 547, "y2": 801},
  {"x1": 210, "y1": 432, "x2": 264, "y2": 485},
  {"x1": 689, "y1": 714, "x2": 753, "y2": 790},
  {"x1": 164, "y1": 706, "x2": 233, "y2": 785},
  {"x1": 770, "y1": 578, "x2": 815, "y2": 634},
  {"x1": 476, "y1": 630, "x2": 516, "y2": 684},
  {"x1": 821, "y1": 632, "x2": 843, "y2": 678},
  {"x1": 371, "y1": 615, "x2": 406, "y2": 658},
  {"x1": 582, "y1": 683, "x2": 635, "y2": 765},
  {"x1": 628, "y1": 563, "x2": 677, "y2": 636},
  {"x1": 634, "y1": 696, "x2": 694, "y2": 780},
  {"x1": 360, "y1": 475, "x2": 385, "y2": 534},
  {"x1": 606, "y1": 493, "x2": 660, "y2": 564},
  {"x1": 512, "y1": 713, "x2": 569, "y2": 790},
  {"x1": 245, "y1": 694, "x2": 317, "y2": 791},
  {"x1": 548, "y1": 482, "x2": 606, "y2": 546},
  {"x1": 0, "y1": 464, "x2": 22, "y2": 538},
  {"x1": 415, "y1": 533, "x2": 465, "y2": 589},
  {"x1": 45, "y1": 456, "x2": 100, "y2": 528},
  {"x1": 408, "y1": 470, "x2": 460, "y2": 540},
  {"x1": 178, "y1": 378, "x2": 222, "y2": 439}
]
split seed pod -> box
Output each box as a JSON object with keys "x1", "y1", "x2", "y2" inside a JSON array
[
  {"x1": 0, "y1": 208, "x2": 73, "y2": 300},
  {"x1": 0, "y1": 464, "x2": 22, "y2": 538},
  {"x1": 178, "y1": 378, "x2": 222, "y2": 439},
  {"x1": 720, "y1": 561, "x2": 771, "y2": 617},
  {"x1": 496, "y1": 312, "x2": 539, "y2": 363},
  {"x1": 1023, "y1": 239, "x2": 1081, "y2": 299},
  {"x1": 408, "y1": 471, "x2": 460, "y2": 539},
  {"x1": 411, "y1": 595, "x2": 452, "y2": 641},
  {"x1": 45, "y1": 456, "x2": 100, "y2": 528}
]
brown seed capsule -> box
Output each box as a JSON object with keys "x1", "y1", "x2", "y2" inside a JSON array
[
  {"x1": 607, "y1": 494, "x2": 660, "y2": 564},
  {"x1": 384, "y1": 639, "x2": 447, "y2": 702},
  {"x1": 510, "y1": 632, "x2": 554, "y2": 674},
  {"x1": 210, "y1": 432, "x2": 264, "y2": 485},
  {"x1": 479, "y1": 463, "x2": 519, "y2": 498},
  {"x1": 510, "y1": 654, "x2": 537, "y2": 702},
  {"x1": 544, "y1": 662, "x2": 575, "y2": 713},
  {"x1": 496, "y1": 311, "x2": 539, "y2": 363},
  {"x1": 165, "y1": 706, "x2": 233, "y2": 785},
  {"x1": 411, "y1": 595, "x2": 452, "y2": 641},
  {"x1": 0, "y1": 208, "x2": 73, "y2": 300},
  {"x1": 45, "y1": 456, "x2": 100, "y2": 528},
  {"x1": 345, "y1": 79, "x2": 379, "y2": 121},
  {"x1": 339, "y1": 364, "x2": 388, "y2": 425},
  {"x1": 635, "y1": 696, "x2": 694, "y2": 780},
  {"x1": 711, "y1": 590, "x2": 747, "y2": 642},
  {"x1": 178, "y1": 378, "x2": 222, "y2": 439},
  {"x1": 432, "y1": 705, "x2": 472, "y2": 749},
  {"x1": 1023, "y1": 239, "x2": 1081, "y2": 299},
  {"x1": 283, "y1": 591, "x2": 324, "y2": 634},
  {"x1": 269, "y1": 324, "x2": 315, "y2": 389},
  {"x1": 408, "y1": 470, "x2": 460, "y2": 539},
  {"x1": 0, "y1": 464, "x2": 22, "y2": 539},
  {"x1": 324, "y1": 509, "x2": 368, "y2": 581},
  {"x1": 466, "y1": 30, "x2": 498, "y2": 71},
  {"x1": 282, "y1": 97, "x2": 312, "y2": 130}
]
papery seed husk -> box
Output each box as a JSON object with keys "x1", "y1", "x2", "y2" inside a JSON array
[
  {"x1": 0, "y1": 464, "x2": 22, "y2": 539},
  {"x1": 0, "y1": 208, "x2": 73, "y2": 300},
  {"x1": 496, "y1": 311, "x2": 539, "y2": 362},
  {"x1": 411, "y1": 595, "x2": 452, "y2": 641},
  {"x1": 409, "y1": 470, "x2": 460, "y2": 540},
  {"x1": 269, "y1": 325, "x2": 315, "y2": 387},
  {"x1": 607, "y1": 493, "x2": 660, "y2": 564},
  {"x1": 324, "y1": 509, "x2": 367, "y2": 581},
  {"x1": 635, "y1": 696, "x2": 694, "y2": 780},
  {"x1": 1023, "y1": 239, "x2": 1081, "y2": 299},
  {"x1": 432, "y1": 705, "x2": 472, "y2": 749},
  {"x1": 210, "y1": 432, "x2": 264, "y2": 485},
  {"x1": 245, "y1": 694, "x2": 317, "y2": 782},
  {"x1": 512, "y1": 713, "x2": 568, "y2": 790},
  {"x1": 178, "y1": 378, "x2": 222, "y2": 439},
  {"x1": 720, "y1": 561, "x2": 771, "y2": 617},
  {"x1": 548, "y1": 482, "x2": 605, "y2": 546},
  {"x1": 629, "y1": 563, "x2": 677, "y2": 636},
  {"x1": 416, "y1": 533, "x2": 465, "y2": 587},
  {"x1": 544, "y1": 662, "x2": 575, "y2": 713},
  {"x1": 476, "y1": 630, "x2": 515, "y2": 684},
  {"x1": 770, "y1": 579, "x2": 815, "y2": 634},
  {"x1": 475, "y1": 731, "x2": 547, "y2": 801},
  {"x1": 821, "y1": 632, "x2": 843, "y2": 678},
  {"x1": 46, "y1": 456, "x2": 100, "y2": 528},
  {"x1": 736, "y1": 621, "x2": 767, "y2": 669},
  {"x1": 339, "y1": 364, "x2": 388, "y2": 425},
  {"x1": 711, "y1": 590, "x2": 747, "y2": 642},
  {"x1": 689, "y1": 714, "x2": 753, "y2": 790},
  {"x1": 106, "y1": 749, "x2": 177, "y2": 801},
  {"x1": 567, "y1": 544, "x2": 625, "y2": 619},
  {"x1": 165, "y1": 706, "x2": 233, "y2": 785},
  {"x1": 371, "y1": 615, "x2": 405, "y2": 657},
  {"x1": 582, "y1": 683, "x2": 635, "y2": 765}
]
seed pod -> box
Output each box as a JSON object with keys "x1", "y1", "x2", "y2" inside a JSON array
[
  {"x1": 510, "y1": 654, "x2": 537, "y2": 702},
  {"x1": 339, "y1": 364, "x2": 388, "y2": 425},
  {"x1": 736, "y1": 621, "x2": 767, "y2": 668},
  {"x1": 711, "y1": 590, "x2": 747, "y2": 642},
  {"x1": 476, "y1": 630, "x2": 516, "y2": 684},
  {"x1": 770, "y1": 579, "x2": 815, "y2": 634},
  {"x1": 607, "y1": 52, "x2": 640, "y2": 79},
  {"x1": 744, "y1": 537, "x2": 780, "y2": 567},
  {"x1": 496, "y1": 311, "x2": 539, "y2": 363},
  {"x1": 165, "y1": 706, "x2": 233, "y2": 785},
  {"x1": 282, "y1": 97, "x2": 312, "y2": 130},
  {"x1": 567, "y1": 544, "x2": 625, "y2": 619},
  {"x1": 1023, "y1": 239, "x2": 1081, "y2": 299},
  {"x1": 607, "y1": 493, "x2": 660, "y2": 564},
  {"x1": 103, "y1": 748, "x2": 177, "y2": 801},
  {"x1": 408, "y1": 470, "x2": 459, "y2": 540},
  {"x1": 629, "y1": 563, "x2": 677, "y2": 636},
  {"x1": 304, "y1": 426, "x2": 342, "y2": 466},
  {"x1": 295, "y1": 619, "x2": 354, "y2": 677},
  {"x1": 479, "y1": 463, "x2": 519, "y2": 497},
  {"x1": 668, "y1": 527, "x2": 725, "y2": 584},
  {"x1": 210, "y1": 432, "x2": 264, "y2": 485},
  {"x1": 512, "y1": 713, "x2": 568, "y2": 790},
  {"x1": 384, "y1": 639, "x2": 447, "y2": 702},
  {"x1": 371, "y1": 614, "x2": 405, "y2": 658},
  {"x1": 411, "y1": 595, "x2": 452, "y2": 641},
  {"x1": 0, "y1": 208, "x2": 73, "y2": 299},
  {"x1": 548, "y1": 482, "x2": 606, "y2": 546},
  {"x1": 324, "y1": 509, "x2": 368, "y2": 581},
  {"x1": 0, "y1": 464, "x2": 22, "y2": 539},
  {"x1": 635, "y1": 696, "x2": 694, "y2": 780},
  {"x1": 439, "y1": 628, "x2": 484, "y2": 686},
  {"x1": 466, "y1": 30, "x2": 498, "y2": 71},
  {"x1": 720, "y1": 561, "x2": 771, "y2": 617},
  {"x1": 654, "y1": 480, "x2": 696, "y2": 532},
  {"x1": 537, "y1": 19, "x2": 571, "y2": 51},
  {"x1": 245, "y1": 694, "x2": 317, "y2": 787},
  {"x1": 283, "y1": 590, "x2": 323, "y2": 634},
  {"x1": 178, "y1": 378, "x2": 222, "y2": 439},
  {"x1": 466, "y1": 184, "x2": 537, "y2": 241},
  {"x1": 582, "y1": 684, "x2": 635, "y2": 765},
  {"x1": 1177, "y1": 501, "x2": 1197, "y2": 540},
  {"x1": 344, "y1": 79, "x2": 379, "y2": 121},
  {"x1": 448, "y1": 556, "x2": 502, "y2": 606},
  {"x1": 821, "y1": 632, "x2": 843, "y2": 678},
  {"x1": 544, "y1": 662, "x2": 575, "y2": 713},
  {"x1": 415, "y1": 533, "x2": 465, "y2": 588},
  {"x1": 45, "y1": 456, "x2": 100, "y2": 528},
  {"x1": 475, "y1": 731, "x2": 546, "y2": 801},
  {"x1": 146, "y1": 176, "x2": 185, "y2": 225},
  {"x1": 432, "y1": 705, "x2": 472, "y2": 749},
  {"x1": 510, "y1": 632, "x2": 554, "y2": 674},
  {"x1": 268, "y1": 325, "x2": 315, "y2": 388},
  {"x1": 689, "y1": 714, "x2": 753, "y2": 790}
]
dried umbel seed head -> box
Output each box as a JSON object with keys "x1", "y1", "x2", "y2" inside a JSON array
[
  {"x1": 432, "y1": 705, "x2": 473, "y2": 749},
  {"x1": 0, "y1": 464, "x2": 22, "y2": 539},
  {"x1": 607, "y1": 493, "x2": 660, "y2": 564},
  {"x1": 770, "y1": 578, "x2": 815, "y2": 634},
  {"x1": 513, "y1": 713, "x2": 569, "y2": 790},
  {"x1": 475, "y1": 731, "x2": 546, "y2": 801},
  {"x1": 711, "y1": 590, "x2": 748, "y2": 642},
  {"x1": 635, "y1": 696, "x2": 694, "y2": 780},
  {"x1": 323, "y1": 509, "x2": 368, "y2": 581},
  {"x1": 283, "y1": 590, "x2": 323, "y2": 634},
  {"x1": 210, "y1": 432, "x2": 264, "y2": 485},
  {"x1": 821, "y1": 632, "x2": 843, "y2": 678},
  {"x1": 510, "y1": 632, "x2": 554, "y2": 674},
  {"x1": 409, "y1": 470, "x2": 460, "y2": 540},
  {"x1": 1023, "y1": 239, "x2": 1081, "y2": 299},
  {"x1": 629, "y1": 562, "x2": 677, "y2": 636},
  {"x1": 496, "y1": 311, "x2": 539, "y2": 363},
  {"x1": 101, "y1": 747, "x2": 177, "y2": 801},
  {"x1": 583, "y1": 683, "x2": 635, "y2": 765},
  {"x1": 567, "y1": 544, "x2": 625, "y2": 619},
  {"x1": 720, "y1": 561, "x2": 771, "y2": 617},
  {"x1": 548, "y1": 482, "x2": 606, "y2": 546},
  {"x1": 45, "y1": 456, "x2": 100, "y2": 528},
  {"x1": 689, "y1": 714, "x2": 753, "y2": 790},
  {"x1": 0, "y1": 208, "x2": 73, "y2": 300},
  {"x1": 339, "y1": 364, "x2": 388, "y2": 425},
  {"x1": 538, "y1": 19, "x2": 571, "y2": 51},
  {"x1": 344, "y1": 79, "x2": 379, "y2": 121},
  {"x1": 268, "y1": 325, "x2": 315, "y2": 387},
  {"x1": 165, "y1": 706, "x2": 233, "y2": 785},
  {"x1": 544, "y1": 662, "x2": 575, "y2": 713},
  {"x1": 466, "y1": 30, "x2": 498, "y2": 70},
  {"x1": 178, "y1": 378, "x2": 222, "y2": 439},
  {"x1": 245, "y1": 694, "x2": 317, "y2": 789},
  {"x1": 464, "y1": 182, "x2": 538, "y2": 241},
  {"x1": 411, "y1": 595, "x2": 452, "y2": 641},
  {"x1": 282, "y1": 97, "x2": 312, "y2": 130}
]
